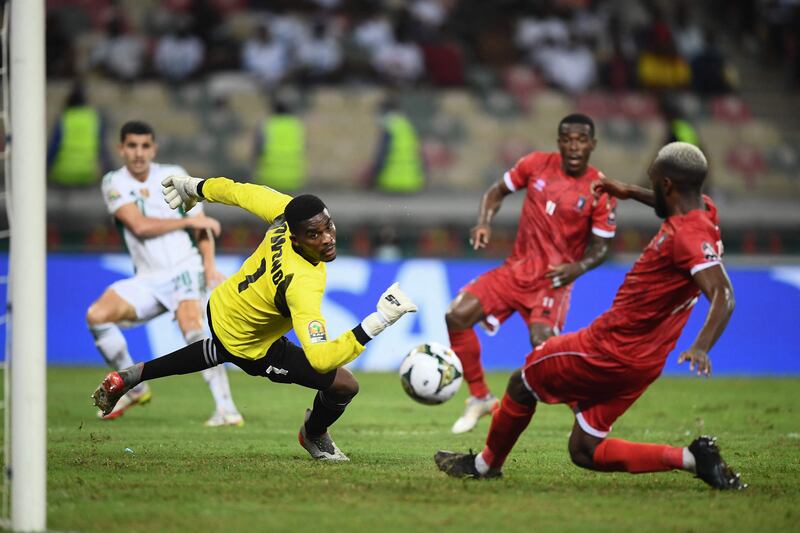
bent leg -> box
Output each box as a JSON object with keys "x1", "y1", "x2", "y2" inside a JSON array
[
  {"x1": 528, "y1": 322, "x2": 556, "y2": 349},
  {"x1": 86, "y1": 288, "x2": 139, "y2": 370},
  {"x1": 522, "y1": 284, "x2": 571, "y2": 348},
  {"x1": 305, "y1": 367, "x2": 359, "y2": 437},
  {"x1": 476, "y1": 370, "x2": 537, "y2": 473},
  {"x1": 252, "y1": 337, "x2": 354, "y2": 439},
  {"x1": 446, "y1": 291, "x2": 489, "y2": 398},
  {"x1": 87, "y1": 288, "x2": 139, "y2": 326},
  {"x1": 175, "y1": 299, "x2": 204, "y2": 334},
  {"x1": 569, "y1": 405, "x2": 687, "y2": 474},
  {"x1": 571, "y1": 425, "x2": 686, "y2": 474},
  {"x1": 567, "y1": 420, "x2": 604, "y2": 469}
]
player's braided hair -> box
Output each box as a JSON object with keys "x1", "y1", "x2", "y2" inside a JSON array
[
  {"x1": 285, "y1": 194, "x2": 327, "y2": 234},
  {"x1": 654, "y1": 142, "x2": 707, "y2": 192}
]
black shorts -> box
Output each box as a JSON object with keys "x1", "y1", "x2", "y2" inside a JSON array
[{"x1": 206, "y1": 304, "x2": 336, "y2": 391}]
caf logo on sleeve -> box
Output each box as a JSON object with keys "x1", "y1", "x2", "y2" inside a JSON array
[{"x1": 308, "y1": 320, "x2": 327, "y2": 344}]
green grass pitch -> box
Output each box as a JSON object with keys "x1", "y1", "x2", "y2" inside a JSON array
[{"x1": 10, "y1": 368, "x2": 800, "y2": 532}]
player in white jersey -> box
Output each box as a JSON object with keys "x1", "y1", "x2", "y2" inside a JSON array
[{"x1": 86, "y1": 121, "x2": 243, "y2": 426}]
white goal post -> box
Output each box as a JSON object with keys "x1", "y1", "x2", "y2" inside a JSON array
[{"x1": 7, "y1": 0, "x2": 47, "y2": 531}]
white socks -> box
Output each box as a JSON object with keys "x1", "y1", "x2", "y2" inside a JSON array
[
  {"x1": 201, "y1": 365, "x2": 239, "y2": 414},
  {"x1": 89, "y1": 323, "x2": 146, "y2": 394},
  {"x1": 682, "y1": 447, "x2": 696, "y2": 473},
  {"x1": 185, "y1": 329, "x2": 239, "y2": 414},
  {"x1": 90, "y1": 323, "x2": 133, "y2": 369},
  {"x1": 474, "y1": 452, "x2": 490, "y2": 475}
]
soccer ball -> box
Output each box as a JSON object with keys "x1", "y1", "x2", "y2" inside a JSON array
[{"x1": 399, "y1": 342, "x2": 463, "y2": 405}]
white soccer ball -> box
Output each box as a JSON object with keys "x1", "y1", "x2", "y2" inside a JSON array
[{"x1": 399, "y1": 342, "x2": 463, "y2": 405}]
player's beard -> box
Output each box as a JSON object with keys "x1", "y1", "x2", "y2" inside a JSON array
[{"x1": 653, "y1": 182, "x2": 669, "y2": 219}]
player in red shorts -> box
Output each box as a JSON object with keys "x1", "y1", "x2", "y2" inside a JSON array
[
  {"x1": 446, "y1": 114, "x2": 617, "y2": 434},
  {"x1": 435, "y1": 142, "x2": 746, "y2": 490}
]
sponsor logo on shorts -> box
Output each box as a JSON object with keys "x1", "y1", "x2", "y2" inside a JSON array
[
  {"x1": 308, "y1": 320, "x2": 327, "y2": 344},
  {"x1": 265, "y1": 365, "x2": 288, "y2": 376}
]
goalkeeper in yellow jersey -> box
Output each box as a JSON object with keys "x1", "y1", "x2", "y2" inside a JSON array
[{"x1": 92, "y1": 175, "x2": 418, "y2": 461}]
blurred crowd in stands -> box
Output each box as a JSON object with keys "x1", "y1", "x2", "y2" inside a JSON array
[
  {"x1": 39, "y1": 0, "x2": 800, "y2": 256},
  {"x1": 45, "y1": 0, "x2": 762, "y2": 92}
]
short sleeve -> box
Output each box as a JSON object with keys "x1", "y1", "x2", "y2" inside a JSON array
[
  {"x1": 673, "y1": 225, "x2": 722, "y2": 275},
  {"x1": 187, "y1": 201, "x2": 205, "y2": 216},
  {"x1": 701, "y1": 194, "x2": 719, "y2": 225},
  {"x1": 591, "y1": 193, "x2": 617, "y2": 238},
  {"x1": 101, "y1": 173, "x2": 133, "y2": 215},
  {"x1": 504, "y1": 152, "x2": 542, "y2": 192}
]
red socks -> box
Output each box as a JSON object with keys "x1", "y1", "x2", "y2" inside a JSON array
[
  {"x1": 448, "y1": 328, "x2": 489, "y2": 398},
  {"x1": 592, "y1": 438, "x2": 684, "y2": 473},
  {"x1": 481, "y1": 394, "x2": 536, "y2": 469},
  {"x1": 478, "y1": 400, "x2": 686, "y2": 475}
]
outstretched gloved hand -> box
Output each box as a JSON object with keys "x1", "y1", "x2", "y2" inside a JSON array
[
  {"x1": 361, "y1": 282, "x2": 418, "y2": 338},
  {"x1": 162, "y1": 175, "x2": 204, "y2": 212}
]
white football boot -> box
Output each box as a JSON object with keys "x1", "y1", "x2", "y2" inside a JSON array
[
  {"x1": 451, "y1": 394, "x2": 499, "y2": 434},
  {"x1": 298, "y1": 409, "x2": 349, "y2": 461},
  {"x1": 204, "y1": 408, "x2": 245, "y2": 428}
]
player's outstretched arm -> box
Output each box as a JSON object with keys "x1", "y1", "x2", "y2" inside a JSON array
[
  {"x1": 162, "y1": 175, "x2": 292, "y2": 223},
  {"x1": 292, "y1": 283, "x2": 418, "y2": 374},
  {"x1": 545, "y1": 234, "x2": 611, "y2": 288},
  {"x1": 114, "y1": 203, "x2": 221, "y2": 239},
  {"x1": 471, "y1": 179, "x2": 513, "y2": 250},
  {"x1": 361, "y1": 282, "x2": 418, "y2": 338},
  {"x1": 678, "y1": 264, "x2": 735, "y2": 376},
  {"x1": 591, "y1": 174, "x2": 655, "y2": 207},
  {"x1": 162, "y1": 175, "x2": 203, "y2": 212}
]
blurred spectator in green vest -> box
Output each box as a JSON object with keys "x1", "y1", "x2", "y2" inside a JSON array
[
  {"x1": 660, "y1": 95, "x2": 701, "y2": 147},
  {"x1": 366, "y1": 98, "x2": 425, "y2": 193},
  {"x1": 47, "y1": 82, "x2": 109, "y2": 187},
  {"x1": 253, "y1": 94, "x2": 306, "y2": 191},
  {"x1": 656, "y1": 95, "x2": 716, "y2": 194}
]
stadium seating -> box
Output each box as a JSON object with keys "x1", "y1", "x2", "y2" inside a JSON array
[{"x1": 43, "y1": 79, "x2": 800, "y2": 199}]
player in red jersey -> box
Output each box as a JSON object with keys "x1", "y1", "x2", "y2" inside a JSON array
[
  {"x1": 435, "y1": 142, "x2": 746, "y2": 490},
  {"x1": 446, "y1": 114, "x2": 617, "y2": 433}
]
